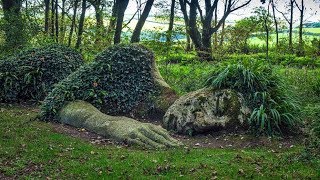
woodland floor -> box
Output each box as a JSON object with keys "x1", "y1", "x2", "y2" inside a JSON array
[{"x1": 0, "y1": 103, "x2": 319, "y2": 179}]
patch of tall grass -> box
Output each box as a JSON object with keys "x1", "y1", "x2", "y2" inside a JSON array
[{"x1": 205, "y1": 59, "x2": 300, "y2": 135}]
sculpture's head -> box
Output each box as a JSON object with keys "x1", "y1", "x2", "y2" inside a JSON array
[{"x1": 40, "y1": 44, "x2": 177, "y2": 121}]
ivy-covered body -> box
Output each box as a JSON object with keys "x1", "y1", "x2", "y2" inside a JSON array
[{"x1": 0, "y1": 44, "x2": 84, "y2": 102}]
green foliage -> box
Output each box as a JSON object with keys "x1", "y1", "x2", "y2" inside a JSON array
[
  {"x1": 0, "y1": 12, "x2": 27, "y2": 53},
  {"x1": 313, "y1": 76, "x2": 320, "y2": 96},
  {"x1": 160, "y1": 52, "x2": 198, "y2": 64},
  {"x1": 205, "y1": 60, "x2": 300, "y2": 135},
  {"x1": 279, "y1": 68, "x2": 320, "y2": 105},
  {"x1": 40, "y1": 44, "x2": 158, "y2": 120},
  {"x1": 302, "y1": 104, "x2": 320, "y2": 158},
  {"x1": 0, "y1": 44, "x2": 84, "y2": 102},
  {"x1": 219, "y1": 53, "x2": 320, "y2": 68},
  {"x1": 159, "y1": 62, "x2": 214, "y2": 95}
]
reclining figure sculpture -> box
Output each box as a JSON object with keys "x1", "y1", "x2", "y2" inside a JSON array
[{"x1": 40, "y1": 44, "x2": 180, "y2": 148}]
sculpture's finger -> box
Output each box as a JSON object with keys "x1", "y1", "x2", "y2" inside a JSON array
[
  {"x1": 140, "y1": 127, "x2": 176, "y2": 147},
  {"x1": 142, "y1": 125, "x2": 178, "y2": 147},
  {"x1": 149, "y1": 125, "x2": 182, "y2": 146},
  {"x1": 127, "y1": 138, "x2": 153, "y2": 149},
  {"x1": 136, "y1": 132, "x2": 166, "y2": 149}
]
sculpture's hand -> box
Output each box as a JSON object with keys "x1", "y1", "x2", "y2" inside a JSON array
[
  {"x1": 58, "y1": 100, "x2": 182, "y2": 149},
  {"x1": 108, "y1": 118, "x2": 182, "y2": 149}
]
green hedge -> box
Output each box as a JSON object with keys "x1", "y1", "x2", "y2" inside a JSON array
[
  {"x1": 0, "y1": 44, "x2": 84, "y2": 102},
  {"x1": 40, "y1": 44, "x2": 158, "y2": 121}
]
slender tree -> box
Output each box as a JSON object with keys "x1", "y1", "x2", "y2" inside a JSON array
[
  {"x1": 275, "y1": 0, "x2": 294, "y2": 52},
  {"x1": 60, "y1": 0, "x2": 67, "y2": 43},
  {"x1": 289, "y1": 0, "x2": 294, "y2": 52},
  {"x1": 55, "y1": 0, "x2": 59, "y2": 42},
  {"x1": 88, "y1": 0, "x2": 105, "y2": 43},
  {"x1": 114, "y1": 0, "x2": 129, "y2": 44},
  {"x1": 106, "y1": 0, "x2": 118, "y2": 43},
  {"x1": 75, "y1": 0, "x2": 87, "y2": 49},
  {"x1": 51, "y1": 0, "x2": 55, "y2": 38},
  {"x1": 294, "y1": 0, "x2": 305, "y2": 56},
  {"x1": 260, "y1": 4, "x2": 271, "y2": 58},
  {"x1": 68, "y1": 0, "x2": 79, "y2": 47},
  {"x1": 166, "y1": 0, "x2": 175, "y2": 43},
  {"x1": 213, "y1": 1, "x2": 218, "y2": 49},
  {"x1": 44, "y1": 0, "x2": 50, "y2": 33},
  {"x1": 271, "y1": 0, "x2": 279, "y2": 47},
  {"x1": 1, "y1": 0, "x2": 25, "y2": 49},
  {"x1": 219, "y1": 0, "x2": 228, "y2": 47},
  {"x1": 131, "y1": 0, "x2": 155, "y2": 43}
]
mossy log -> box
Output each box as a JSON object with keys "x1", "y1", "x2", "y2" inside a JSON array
[{"x1": 58, "y1": 100, "x2": 182, "y2": 149}]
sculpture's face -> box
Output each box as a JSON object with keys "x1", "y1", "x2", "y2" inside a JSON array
[{"x1": 163, "y1": 88, "x2": 250, "y2": 135}]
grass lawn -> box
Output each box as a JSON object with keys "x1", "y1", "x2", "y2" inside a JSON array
[
  {"x1": 1, "y1": 104, "x2": 319, "y2": 179},
  {"x1": 249, "y1": 28, "x2": 320, "y2": 46},
  {"x1": 304, "y1": 28, "x2": 320, "y2": 34}
]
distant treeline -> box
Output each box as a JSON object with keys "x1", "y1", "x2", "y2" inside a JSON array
[{"x1": 302, "y1": 22, "x2": 320, "y2": 28}]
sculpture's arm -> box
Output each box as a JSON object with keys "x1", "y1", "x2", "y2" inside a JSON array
[{"x1": 58, "y1": 100, "x2": 181, "y2": 148}]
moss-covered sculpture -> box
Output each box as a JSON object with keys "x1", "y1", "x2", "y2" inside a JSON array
[
  {"x1": 39, "y1": 44, "x2": 179, "y2": 148},
  {"x1": 0, "y1": 44, "x2": 84, "y2": 102},
  {"x1": 59, "y1": 100, "x2": 181, "y2": 148},
  {"x1": 163, "y1": 88, "x2": 250, "y2": 135},
  {"x1": 40, "y1": 44, "x2": 177, "y2": 121}
]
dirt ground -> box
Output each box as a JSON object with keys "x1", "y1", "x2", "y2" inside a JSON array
[{"x1": 51, "y1": 122, "x2": 304, "y2": 151}]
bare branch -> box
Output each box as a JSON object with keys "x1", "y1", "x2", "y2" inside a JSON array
[
  {"x1": 230, "y1": 0, "x2": 252, "y2": 12},
  {"x1": 274, "y1": 5, "x2": 290, "y2": 23}
]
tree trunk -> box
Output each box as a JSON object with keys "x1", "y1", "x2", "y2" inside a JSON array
[
  {"x1": 201, "y1": 25, "x2": 212, "y2": 61},
  {"x1": 178, "y1": 0, "x2": 191, "y2": 51},
  {"x1": 44, "y1": 0, "x2": 50, "y2": 33},
  {"x1": 51, "y1": 0, "x2": 55, "y2": 38},
  {"x1": 271, "y1": 0, "x2": 279, "y2": 48},
  {"x1": 1, "y1": 0, "x2": 25, "y2": 49},
  {"x1": 213, "y1": 6, "x2": 218, "y2": 49},
  {"x1": 297, "y1": 0, "x2": 304, "y2": 56},
  {"x1": 68, "y1": 0, "x2": 79, "y2": 47},
  {"x1": 188, "y1": 0, "x2": 202, "y2": 50},
  {"x1": 55, "y1": 0, "x2": 59, "y2": 42},
  {"x1": 114, "y1": 0, "x2": 129, "y2": 44},
  {"x1": 75, "y1": 0, "x2": 87, "y2": 49},
  {"x1": 131, "y1": 0, "x2": 154, "y2": 43},
  {"x1": 219, "y1": 0, "x2": 228, "y2": 47},
  {"x1": 289, "y1": 0, "x2": 294, "y2": 52},
  {"x1": 92, "y1": 0, "x2": 104, "y2": 43},
  {"x1": 60, "y1": 0, "x2": 66, "y2": 43},
  {"x1": 186, "y1": 34, "x2": 191, "y2": 51},
  {"x1": 265, "y1": 2, "x2": 270, "y2": 59},
  {"x1": 166, "y1": 0, "x2": 175, "y2": 43},
  {"x1": 106, "y1": 0, "x2": 118, "y2": 44}
]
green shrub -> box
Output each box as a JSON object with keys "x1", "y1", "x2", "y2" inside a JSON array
[
  {"x1": 40, "y1": 44, "x2": 158, "y2": 120},
  {"x1": 0, "y1": 44, "x2": 84, "y2": 102},
  {"x1": 313, "y1": 75, "x2": 320, "y2": 96},
  {"x1": 205, "y1": 59, "x2": 300, "y2": 135}
]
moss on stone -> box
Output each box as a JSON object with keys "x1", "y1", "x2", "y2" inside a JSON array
[{"x1": 58, "y1": 100, "x2": 182, "y2": 148}]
